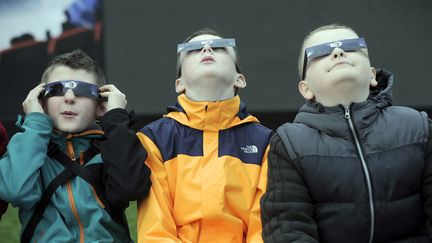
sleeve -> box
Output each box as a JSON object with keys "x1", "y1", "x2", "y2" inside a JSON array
[
  {"x1": 0, "y1": 113, "x2": 53, "y2": 208},
  {"x1": 260, "y1": 133, "x2": 318, "y2": 243},
  {"x1": 100, "y1": 108, "x2": 152, "y2": 208},
  {"x1": 246, "y1": 145, "x2": 269, "y2": 243},
  {"x1": 422, "y1": 118, "x2": 432, "y2": 222},
  {"x1": 136, "y1": 132, "x2": 181, "y2": 243}
]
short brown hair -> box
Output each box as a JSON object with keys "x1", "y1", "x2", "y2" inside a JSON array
[
  {"x1": 41, "y1": 49, "x2": 105, "y2": 86},
  {"x1": 298, "y1": 23, "x2": 360, "y2": 79},
  {"x1": 176, "y1": 27, "x2": 242, "y2": 77}
]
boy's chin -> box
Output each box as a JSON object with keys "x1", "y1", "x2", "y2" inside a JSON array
[
  {"x1": 328, "y1": 69, "x2": 366, "y2": 83},
  {"x1": 54, "y1": 124, "x2": 87, "y2": 134}
]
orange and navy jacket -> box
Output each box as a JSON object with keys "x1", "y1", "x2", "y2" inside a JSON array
[{"x1": 136, "y1": 94, "x2": 273, "y2": 243}]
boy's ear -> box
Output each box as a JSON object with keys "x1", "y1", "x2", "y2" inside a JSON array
[
  {"x1": 298, "y1": 80, "x2": 314, "y2": 100},
  {"x1": 370, "y1": 67, "x2": 378, "y2": 87},
  {"x1": 234, "y1": 74, "x2": 246, "y2": 89},
  {"x1": 96, "y1": 102, "x2": 107, "y2": 118},
  {"x1": 175, "y1": 78, "x2": 185, "y2": 93}
]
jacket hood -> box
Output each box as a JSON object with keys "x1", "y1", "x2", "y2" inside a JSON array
[
  {"x1": 369, "y1": 68, "x2": 393, "y2": 107},
  {"x1": 165, "y1": 94, "x2": 259, "y2": 130},
  {"x1": 294, "y1": 69, "x2": 394, "y2": 138}
]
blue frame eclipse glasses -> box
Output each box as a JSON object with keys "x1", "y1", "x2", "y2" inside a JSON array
[
  {"x1": 177, "y1": 38, "x2": 236, "y2": 53},
  {"x1": 40, "y1": 80, "x2": 104, "y2": 100},
  {"x1": 302, "y1": 37, "x2": 367, "y2": 80}
]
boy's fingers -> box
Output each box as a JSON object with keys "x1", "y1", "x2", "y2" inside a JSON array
[
  {"x1": 99, "y1": 85, "x2": 111, "y2": 91},
  {"x1": 28, "y1": 84, "x2": 45, "y2": 99},
  {"x1": 100, "y1": 84, "x2": 121, "y2": 93},
  {"x1": 99, "y1": 84, "x2": 115, "y2": 90},
  {"x1": 22, "y1": 83, "x2": 46, "y2": 114},
  {"x1": 36, "y1": 85, "x2": 45, "y2": 95},
  {"x1": 31, "y1": 83, "x2": 44, "y2": 92},
  {"x1": 99, "y1": 91, "x2": 110, "y2": 97}
]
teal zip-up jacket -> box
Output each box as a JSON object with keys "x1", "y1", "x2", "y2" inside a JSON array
[{"x1": 0, "y1": 112, "x2": 132, "y2": 242}]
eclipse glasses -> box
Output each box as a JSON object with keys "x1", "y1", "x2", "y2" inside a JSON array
[
  {"x1": 177, "y1": 38, "x2": 236, "y2": 53},
  {"x1": 302, "y1": 37, "x2": 367, "y2": 79},
  {"x1": 39, "y1": 80, "x2": 105, "y2": 101}
]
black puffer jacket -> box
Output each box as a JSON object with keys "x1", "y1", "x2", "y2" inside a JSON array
[{"x1": 261, "y1": 69, "x2": 432, "y2": 243}]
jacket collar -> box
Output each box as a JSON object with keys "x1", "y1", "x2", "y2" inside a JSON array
[
  {"x1": 294, "y1": 69, "x2": 394, "y2": 138},
  {"x1": 51, "y1": 123, "x2": 104, "y2": 150},
  {"x1": 165, "y1": 94, "x2": 258, "y2": 130},
  {"x1": 52, "y1": 123, "x2": 104, "y2": 140}
]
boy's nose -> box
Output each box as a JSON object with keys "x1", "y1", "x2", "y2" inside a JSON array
[
  {"x1": 64, "y1": 89, "x2": 77, "y2": 104},
  {"x1": 331, "y1": 47, "x2": 345, "y2": 59},
  {"x1": 201, "y1": 44, "x2": 213, "y2": 53}
]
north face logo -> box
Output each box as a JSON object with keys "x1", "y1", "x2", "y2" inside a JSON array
[{"x1": 241, "y1": 145, "x2": 258, "y2": 154}]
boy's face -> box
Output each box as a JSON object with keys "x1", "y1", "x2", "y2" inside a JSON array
[
  {"x1": 299, "y1": 28, "x2": 376, "y2": 106},
  {"x1": 44, "y1": 65, "x2": 100, "y2": 133},
  {"x1": 176, "y1": 34, "x2": 243, "y2": 94}
]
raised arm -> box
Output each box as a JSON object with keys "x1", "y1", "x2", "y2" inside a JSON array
[
  {"x1": 0, "y1": 84, "x2": 52, "y2": 208},
  {"x1": 99, "y1": 84, "x2": 151, "y2": 208},
  {"x1": 100, "y1": 108, "x2": 151, "y2": 208}
]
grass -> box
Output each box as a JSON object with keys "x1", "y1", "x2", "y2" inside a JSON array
[
  {"x1": 0, "y1": 201, "x2": 138, "y2": 243},
  {"x1": 0, "y1": 205, "x2": 19, "y2": 243}
]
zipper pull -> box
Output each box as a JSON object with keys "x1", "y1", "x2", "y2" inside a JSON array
[
  {"x1": 66, "y1": 140, "x2": 76, "y2": 161},
  {"x1": 344, "y1": 107, "x2": 351, "y2": 119}
]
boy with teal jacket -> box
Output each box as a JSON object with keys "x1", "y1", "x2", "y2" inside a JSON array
[{"x1": 0, "y1": 50, "x2": 150, "y2": 242}]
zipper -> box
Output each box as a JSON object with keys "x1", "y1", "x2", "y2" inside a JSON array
[
  {"x1": 344, "y1": 107, "x2": 374, "y2": 243},
  {"x1": 67, "y1": 181, "x2": 85, "y2": 243},
  {"x1": 66, "y1": 140, "x2": 85, "y2": 243}
]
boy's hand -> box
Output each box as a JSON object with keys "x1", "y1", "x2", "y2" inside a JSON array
[
  {"x1": 99, "y1": 84, "x2": 127, "y2": 111},
  {"x1": 22, "y1": 83, "x2": 45, "y2": 114}
]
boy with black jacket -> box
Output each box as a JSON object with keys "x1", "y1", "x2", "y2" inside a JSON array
[
  {"x1": 0, "y1": 49, "x2": 150, "y2": 242},
  {"x1": 261, "y1": 24, "x2": 432, "y2": 243}
]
